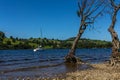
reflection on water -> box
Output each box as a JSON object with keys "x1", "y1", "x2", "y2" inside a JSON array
[{"x1": 0, "y1": 48, "x2": 111, "y2": 78}]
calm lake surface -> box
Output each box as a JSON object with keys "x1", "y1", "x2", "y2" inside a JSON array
[{"x1": 0, "y1": 48, "x2": 111, "y2": 79}]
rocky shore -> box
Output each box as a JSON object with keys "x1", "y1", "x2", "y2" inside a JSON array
[
  {"x1": 1, "y1": 63, "x2": 120, "y2": 80},
  {"x1": 66, "y1": 63, "x2": 120, "y2": 80}
]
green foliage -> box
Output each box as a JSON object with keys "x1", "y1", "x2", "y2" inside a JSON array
[
  {"x1": 65, "y1": 38, "x2": 112, "y2": 49},
  {"x1": 0, "y1": 31, "x2": 6, "y2": 39},
  {"x1": 0, "y1": 31, "x2": 6, "y2": 42},
  {"x1": 0, "y1": 31, "x2": 112, "y2": 50},
  {"x1": 6, "y1": 40, "x2": 11, "y2": 45}
]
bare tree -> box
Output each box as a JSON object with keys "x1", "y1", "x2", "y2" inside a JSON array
[
  {"x1": 108, "y1": 0, "x2": 120, "y2": 66},
  {"x1": 65, "y1": 0, "x2": 106, "y2": 63}
]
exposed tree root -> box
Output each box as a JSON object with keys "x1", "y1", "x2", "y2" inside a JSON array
[
  {"x1": 109, "y1": 56, "x2": 120, "y2": 67},
  {"x1": 65, "y1": 54, "x2": 84, "y2": 64}
]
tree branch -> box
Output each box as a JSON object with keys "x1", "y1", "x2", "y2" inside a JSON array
[
  {"x1": 78, "y1": 2, "x2": 82, "y2": 16},
  {"x1": 110, "y1": 0, "x2": 117, "y2": 8},
  {"x1": 84, "y1": 0, "x2": 95, "y2": 15},
  {"x1": 81, "y1": 0, "x2": 87, "y2": 13},
  {"x1": 86, "y1": 0, "x2": 104, "y2": 18}
]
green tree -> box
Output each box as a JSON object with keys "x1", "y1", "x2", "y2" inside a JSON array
[
  {"x1": 0, "y1": 31, "x2": 6, "y2": 38},
  {"x1": 6, "y1": 40, "x2": 11, "y2": 45},
  {"x1": 0, "y1": 31, "x2": 6, "y2": 42}
]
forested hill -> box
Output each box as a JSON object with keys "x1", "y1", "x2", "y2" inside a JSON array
[
  {"x1": 66, "y1": 37, "x2": 112, "y2": 48},
  {"x1": 0, "y1": 31, "x2": 112, "y2": 50}
]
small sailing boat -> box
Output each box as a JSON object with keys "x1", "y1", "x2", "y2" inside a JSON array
[
  {"x1": 33, "y1": 45, "x2": 43, "y2": 52},
  {"x1": 33, "y1": 28, "x2": 44, "y2": 52}
]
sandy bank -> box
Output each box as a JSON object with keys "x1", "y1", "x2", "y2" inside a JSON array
[
  {"x1": 1, "y1": 63, "x2": 120, "y2": 80},
  {"x1": 66, "y1": 63, "x2": 120, "y2": 80}
]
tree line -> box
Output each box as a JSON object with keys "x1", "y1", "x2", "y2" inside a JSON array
[{"x1": 0, "y1": 31, "x2": 112, "y2": 50}]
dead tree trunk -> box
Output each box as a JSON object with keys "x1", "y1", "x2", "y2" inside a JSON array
[
  {"x1": 108, "y1": 1, "x2": 120, "y2": 66},
  {"x1": 65, "y1": 0, "x2": 106, "y2": 63},
  {"x1": 65, "y1": 24, "x2": 86, "y2": 63}
]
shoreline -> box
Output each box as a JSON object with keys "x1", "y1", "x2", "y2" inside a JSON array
[
  {"x1": 66, "y1": 62, "x2": 120, "y2": 80},
  {"x1": 2, "y1": 62, "x2": 120, "y2": 80}
]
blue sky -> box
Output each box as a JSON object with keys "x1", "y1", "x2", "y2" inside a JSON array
[{"x1": 0, "y1": 0, "x2": 120, "y2": 41}]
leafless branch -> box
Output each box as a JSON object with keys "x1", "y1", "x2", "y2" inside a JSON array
[
  {"x1": 110, "y1": 0, "x2": 117, "y2": 8},
  {"x1": 78, "y1": 2, "x2": 82, "y2": 16},
  {"x1": 86, "y1": 0, "x2": 104, "y2": 18},
  {"x1": 84, "y1": 0, "x2": 95, "y2": 15},
  {"x1": 92, "y1": 5, "x2": 106, "y2": 22},
  {"x1": 81, "y1": 0, "x2": 87, "y2": 12}
]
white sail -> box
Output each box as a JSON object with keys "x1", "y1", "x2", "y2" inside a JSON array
[{"x1": 33, "y1": 28, "x2": 44, "y2": 52}]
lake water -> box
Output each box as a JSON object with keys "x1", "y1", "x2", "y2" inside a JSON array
[{"x1": 0, "y1": 48, "x2": 111, "y2": 79}]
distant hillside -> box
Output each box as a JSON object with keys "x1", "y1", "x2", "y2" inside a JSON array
[
  {"x1": 65, "y1": 37, "x2": 112, "y2": 48},
  {"x1": 0, "y1": 31, "x2": 112, "y2": 50}
]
